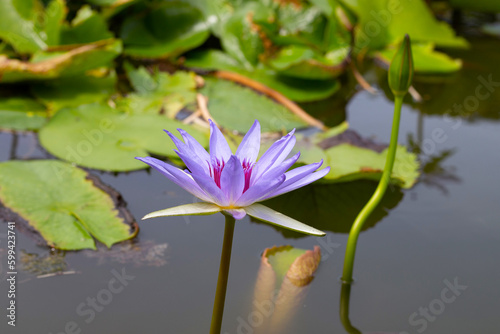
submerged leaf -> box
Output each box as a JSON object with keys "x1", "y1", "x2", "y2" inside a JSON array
[
  {"x1": 252, "y1": 245, "x2": 321, "y2": 334},
  {"x1": 0, "y1": 160, "x2": 136, "y2": 250}
]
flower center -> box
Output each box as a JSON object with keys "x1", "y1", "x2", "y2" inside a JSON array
[
  {"x1": 208, "y1": 159, "x2": 225, "y2": 188},
  {"x1": 208, "y1": 158, "x2": 254, "y2": 192},
  {"x1": 242, "y1": 159, "x2": 253, "y2": 193}
]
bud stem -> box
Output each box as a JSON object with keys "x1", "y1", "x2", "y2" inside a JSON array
[{"x1": 341, "y1": 95, "x2": 404, "y2": 283}]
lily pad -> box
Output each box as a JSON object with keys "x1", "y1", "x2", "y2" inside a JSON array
[
  {"x1": 31, "y1": 71, "x2": 117, "y2": 112},
  {"x1": 266, "y1": 45, "x2": 348, "y2": 80},
  {"x1": 59, "y1": 5, "x2": 114, "y2": 45},
  {"x1": 185, "y1": 49, "x2": 341, "y2": 102},
  {"x1": 292, "y1": 123, "x2": 419, "y2": 188},
  {"x1": 39, "y1": 103, "x2": 209, "y2": 171},
  {"x1": 0, "y1": 0, "x2": 48, "y2": 53},
  {"x1": 200, "y1": 77, "x2": 308, "y2": 133},
  {"x1": 120, "y1": 1, "x2": 210, "y2": 58},
  {"x1": 0, "y1": 97, "x2": 48, "y2": 131},
  {"x1": 119, "y1": 65, "x2": 197, "y2": 117},
  {"x1": 0, "y1": 39, "x2": 122, "y2": 83},
  {"x1": 375, "y1": 43, "x2": 462, "y2": 74},
  {"x1": 0, "y1": 160, "x2": 136, "y2": 250},
  {"x1": 341, "y1": 0, "x2": 468, "y2": 50}
]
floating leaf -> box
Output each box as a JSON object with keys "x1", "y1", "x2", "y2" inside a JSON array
[
  {"x1": 266, "y1": 45, "x2": 347, "y2": 80},
  {"x1": 119, "y1": 65, "x2": 197, "y2": 117},
  {"x1": 59, "y1": 5, "x2": 113, "y2": 44},
  {"x1": 120, "y1": 1, "x2": 210, "y2": 58},
  {"x1": 0, "y1": 97, "x2": 48, "y2": 131},
  {"x1": 218, "y1": 2, "x2": 267, "y2": 69},
  {"x1": 0, "y1": 0, "x2": 48, "y2": 53},
  {"x1": 0, "y1": 160, "x2": 136, "y2": 250},
  {"x1": 185, "y1": 49, "x2": 341, "y2": 102},
  {"x1": 341, "y1": 0, "x2": 468, "y2": 50},
  {"x1": 375, "y1": 43, "x2": 462, "y2": 74},
  {"x1": 31, "y1": 71, "x2": 117, "y2": 111},
  {"x1": 0, "y1": 39, "x2": 122, "y2": 83},
  {"x1": 294, "y1": 124, "x2": 420, "y2": 188},
  {"x1": 200, "y1": 77, "x2": 308, "y2": 132},
  {"x1": 39, "y1": 103, "x2": 208, "y2": 171}
]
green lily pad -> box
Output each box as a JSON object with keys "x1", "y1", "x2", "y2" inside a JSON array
[
  {"x1": 0, "y1": 160, "x2": 136, "y2": 250},
  {"x1": 185, "y1": 49, "x2": 340, "y2": 102},
  {"x1": 293, "y1": 123, "x2": 420, "y2": 188},
  {"x1": 218, "y1": 2, "x2": 268, "y2": 69},
  {"x1": 59, "y1": 5, "x2": 114, "y2": 45},
  {"x1": 39, "y1": 103, "x2": 209, "y2": 171},
  {"x1": 31, "y1": 71, "x2": 117, "y2": 112},
  {"x1": 120, "y1": 1, "x2": 210, "y2": 58},
  {"x1": 200, "y1": 77, "x2": 308, "y2": 133},
  {"x1": 119, "y1": 65, "x2": 197, "y2": 117},
  {"x1": 323, "y1": 143, "x2": 419, "y2": 188},
  {"x1": 0, "y1": 39, "x2": 122, "y2": 83},
  {"x1": 375, "y1": 43, "x2": 462, "y2": 74},
  {"x1": 341, "y1": 0, "x2": 468, "y2": 50},
  {"x1": 0, "y1": 0, "x2": 48, "y2": 53},
  {"x1": 266, "y1": 45, "x2": 347, "y2": 80},
  {"x1": 0, "y1": 97, "x2": 48, "y2": 131}
]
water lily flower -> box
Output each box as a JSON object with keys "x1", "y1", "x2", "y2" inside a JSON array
[{"x1": 136, "y1": 120, "x2": 329, "y2": 236}]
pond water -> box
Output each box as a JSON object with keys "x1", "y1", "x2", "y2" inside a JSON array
[{"x1": 1, "y1": 37, "x2": 499, "y2": 334}]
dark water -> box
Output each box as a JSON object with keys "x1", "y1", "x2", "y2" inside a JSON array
[{"x1": 1, "y1": 37, "x2": 499, "y2": 334}]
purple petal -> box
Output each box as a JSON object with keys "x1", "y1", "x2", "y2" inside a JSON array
[
  {"x1": 260, "y1": 152, "x2": 300, "y2": 179},
  {"x1": 190, "y1": 172, "x2": 229, "y2": 207},
  {"x1": 177, "y1": 128, "x2": 211, "y2": 164},
  {"x1": 209, "y1": 119, "x2": 232, "y2": 162},
  {"x1": 165, "y1": 130, "x2": 210, "y2": 175},
  {"x1": 220, "y1": 155, "x2": 245, "y2": 204},
  {"x1": 234, "y1": 174, "x2": 286, "y2": 207},
  {"x1": 236, "y1": 120, "x2": 261, "y2": 164},
  {"x1": 224, "y1": 209, "x2": 246, "y2": 220},
  {"x1": 250, "y1": 130, "x2": 295, "y2": 185},
  {"x1": 264, "y1": 166, "x2": 330, "y2": 200},
  {"x1": 174, "y1": 149, "x2": 209, "y2": 176},
  {"x1": 135, "y1": 157, "x2": 212, "y2": 202}
]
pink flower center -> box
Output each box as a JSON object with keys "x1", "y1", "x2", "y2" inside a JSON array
[
  {"x1": 242, "y1": 160, "x2": 253, "y2": 193},
  {"x1": 208, "y1": 158, "x2": 254, "y2": 192},
  {"x1": 208, "y1": 159, "x2": 225, "y2": 188}
]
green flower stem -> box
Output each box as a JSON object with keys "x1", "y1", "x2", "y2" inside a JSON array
[
  {"x1": 339, "y1": 283, "x2": 362, "y2": 334},
  {"x1": 210, "y1": 214, "x2": 236, "y2": 334},
  {"x1": 341, "y1": 95, "x2": 404, "y2": 283}
]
